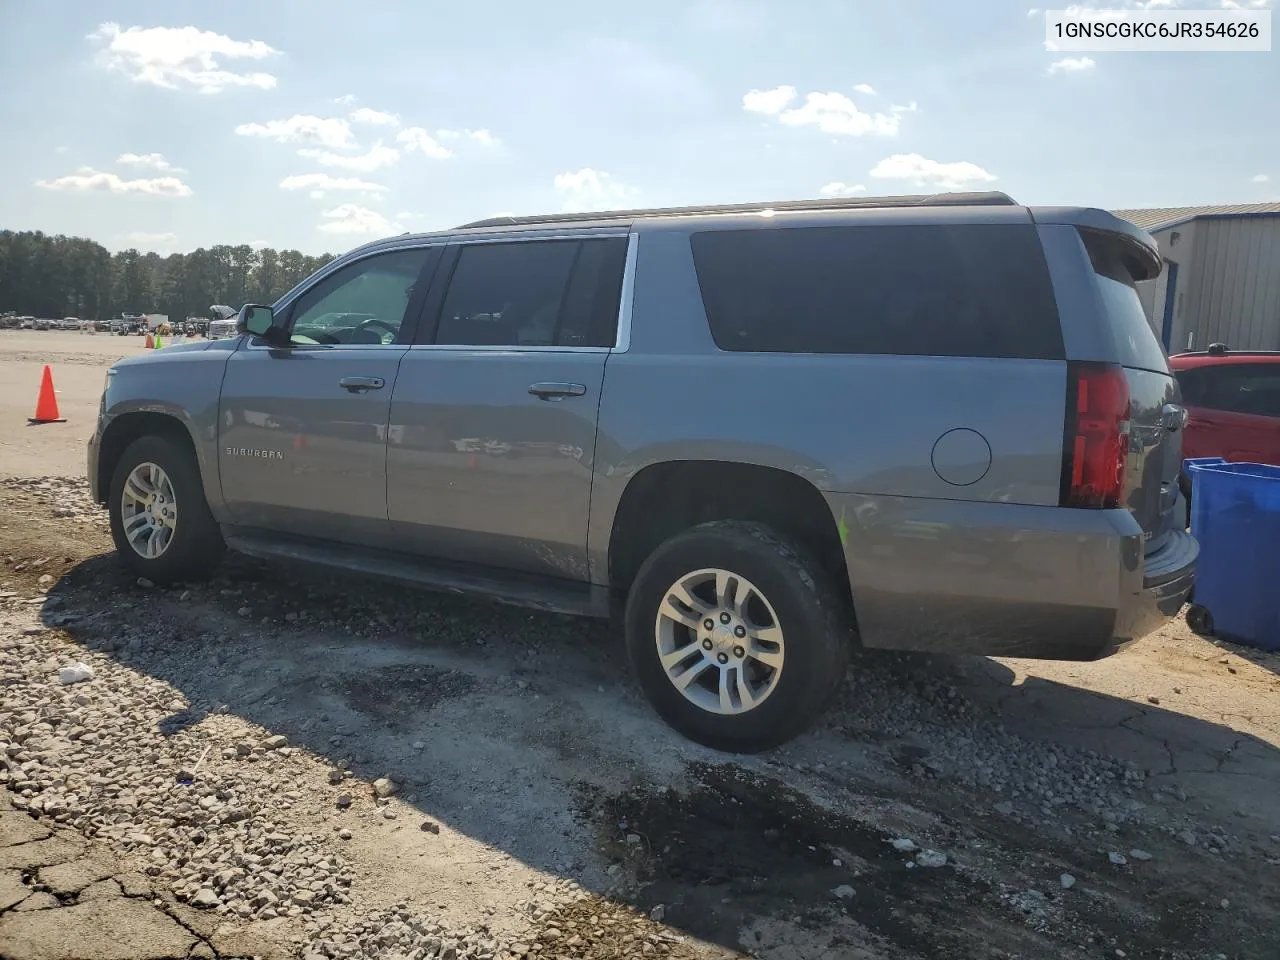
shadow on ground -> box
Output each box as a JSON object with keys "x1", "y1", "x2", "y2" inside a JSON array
[{"x1": 25, "y1": 548, "x2": 1280, "y2": 960}]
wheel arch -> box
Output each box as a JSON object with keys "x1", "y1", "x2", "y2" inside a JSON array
[
  {"x1": 605, "y1": 459, "x2": 857, "y2": 630},
  {"x1": 96, "y1": 411, "x2": 206, "y2": 507}
]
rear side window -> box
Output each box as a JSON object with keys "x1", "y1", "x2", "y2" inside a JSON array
[
  {"x1": 1080, "y1": 229, "x2": 1170, "y2": 375},
  {"x1": 689, "y1": 224, "x2": 1063, "y2": 358},
  {"x1": 434, "y1": 238, "x2": 627, "y2": 348},
  {"x1": 1176, "y1": 364, "x2": 1280, "y2": 418}
]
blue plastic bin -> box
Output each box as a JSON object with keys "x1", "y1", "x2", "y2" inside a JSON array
[{"x1": 1185, "y1": 457, "x2": 1280, "y2": 651}]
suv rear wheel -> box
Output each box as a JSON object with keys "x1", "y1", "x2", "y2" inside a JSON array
[
  {"x1": 108, "y1": 435, "x2": 225, "y2": 584},
  {"x1": 624, "y1": 520, "x2": 851, "y2": 752}
]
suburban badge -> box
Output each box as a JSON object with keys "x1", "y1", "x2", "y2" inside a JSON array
[{"x1": 225, "y1": 447, "x2": 284, "y2": 460}]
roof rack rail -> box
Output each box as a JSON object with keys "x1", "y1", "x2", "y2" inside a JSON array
[
  {"x1": 1173, "y1": 347, "x2": 1280, "y2": 357},
  {"x1": 455, "y1": 191, "x2": 1018, "y2": 230}
]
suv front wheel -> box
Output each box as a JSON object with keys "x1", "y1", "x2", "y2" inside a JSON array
[
  {"x1": 624, "y1": 520, "x2": 851, "y2": 753},
  {"x1": 108, "y1": 435, "x2": 225, "y2": 584}
]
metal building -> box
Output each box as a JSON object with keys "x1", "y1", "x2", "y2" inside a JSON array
[{"x1": 1112, "y1": 202, "x2": 1280, "y2": 353}]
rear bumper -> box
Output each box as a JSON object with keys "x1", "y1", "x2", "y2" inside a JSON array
[
  {"x1": 825, "y1": 492, "x2": 1196, "y2": 661},
  {"x1": 1115, "y1": 528, "x2": 1198, "y2": 644}
]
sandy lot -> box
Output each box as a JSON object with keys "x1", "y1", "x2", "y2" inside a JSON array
[
  {"x1": 0, "y1": 329, "x2": 151, "y2": 479},
  {"x1": 1, "y1": 330, "x2": 1278, "y2": 960}
]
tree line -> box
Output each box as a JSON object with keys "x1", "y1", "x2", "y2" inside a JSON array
[{"x1": 0, "y1": 229, "x2": 336, "y2": 321}]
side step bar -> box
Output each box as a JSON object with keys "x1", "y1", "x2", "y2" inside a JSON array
[{"x1": 222, "y1": 526, "x2": 612, "y2": 619}]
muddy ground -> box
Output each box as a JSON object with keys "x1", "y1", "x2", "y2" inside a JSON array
[{"x1": 1, "y1": 332, "x2": 1278, "y2": 960}]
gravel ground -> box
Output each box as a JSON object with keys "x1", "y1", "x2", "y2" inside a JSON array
[{"x1": 2, "y1": 473, "x2": 1279, "y2": 959}]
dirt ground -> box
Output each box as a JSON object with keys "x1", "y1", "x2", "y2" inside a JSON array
[
  {"x1": 0, "y1": 329, "x2": 151, "y2": 479},
  {"x1": 1, "y1": 330, "x2": 1278, "y2": 960}
]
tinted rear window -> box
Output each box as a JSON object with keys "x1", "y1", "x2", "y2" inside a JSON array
[
  {"x1": 1080, "y1": 229, "x2": 1170, "y2": 375},
  {"x1": 689, "y1": 224, "x2": 1064, "y2": 358}
]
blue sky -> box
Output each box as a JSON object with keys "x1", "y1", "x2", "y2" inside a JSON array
[{"x1": 1, "y1": 1, "x2": 1275, "y2": 255}]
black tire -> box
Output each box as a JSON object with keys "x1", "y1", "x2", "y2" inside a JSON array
[
  {"x1": 108, "y1": 434, "x2": 225, "y2": 584},
  {"x1": 1185, "y1": 603, "x2": 1214, "y2": 637},
  {"x1": 624, "y1": 520, "x2": 852, "y2": 753}
]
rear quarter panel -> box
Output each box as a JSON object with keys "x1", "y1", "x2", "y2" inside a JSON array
[{"x1": 590, "y1": 223, "x2": 1106, "y2": 653}]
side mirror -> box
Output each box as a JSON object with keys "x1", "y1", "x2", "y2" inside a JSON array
[
  {"x1": 238, "y1": 304, "x2": 274, "y2": 336},
  {"x1": 237, "y1": 304, "x2": 288, "y2": 346}
]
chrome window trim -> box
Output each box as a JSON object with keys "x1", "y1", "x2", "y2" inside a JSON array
[
  {"x1": 404, "y1": 344, "x2": 611, "y2": 355},
  {"x1": 447, "y1": 230, "x2": 630, "y2": 245},
  {"x1": 613, "y1": 231, "x2": 638, "y2": 354}
]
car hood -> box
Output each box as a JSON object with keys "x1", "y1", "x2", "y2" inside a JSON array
[{"x1": 112, "y1": 340, "x2": 216, "y2": 369}]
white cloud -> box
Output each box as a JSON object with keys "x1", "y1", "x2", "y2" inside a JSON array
[
  {"x1": 350, "y1": 107, "x2": 400, "y2": 127},
  {"x1": 746, "y1": 85, "x2": 903, "y2": 136},
  {"x1": 743, "y1": 85, "x2": 797, "y2": 115},
  {"x1": 1220, "y1": 0, "x2": 1272, "y2": 8},
  {"x1": 553, "y1": 168, "x2": 639, "y2": 213},
  {"x1": 890, "y1": 101, "x2": 919, "y2": 114},
  {"x1": 298, "y1": 143, "x2": 400, "y2": 172},
  {"x1": 36, "y1": 167, "x2": 193, "y2": 197},
  {"x1": 248, "y1": 239, "x2": 270, "y2": 249},
  {"x1": 120, "y1": 231, "x2": 177, "y2": 246},
  {"x1": 117, "y1": 152, "x2": 182, "y2": 172},
  {"x1": 778, "y1": 91, "x2": 901, "y2": 136},
  {"x1": 396, "y1": 127, "x2": 452, "y2": 160},
  {"x1": 279, "y1": 173, "x2": 387, "y2": 196},
  {"x1": 317, "y1": 204, "x2": 403, "y2": 236},
  {"x1": 854, "y1": 83, "x2": 877, "y2": 96},
  {"x1": 437, "y1": 128, "x2": 500, "y2": 146},
  {"x1": 235, "y1": 115, "x2": 356, "y2": 149},
  {"x1": 1253, "y1": 173, "x2": 1272, "y2": 183},
  {"x1": 818, "y1": 181, "x2": 867, "y2": 198},
  {"x1": 1047, "y1": 56, "x2": 1097, "y2": 74},
  {"x1": 333, "y1": 94, "x2": 356, "y2": 105},
  {"x1": 869, "y1": 153, "x2": 998, "y2": 191},
  {"x1": 89, "y1": 22, "x2": 278, "y2": 93},
  {"x1": 1028, "y1": 7, "x2": 1040, "y2": 14}
]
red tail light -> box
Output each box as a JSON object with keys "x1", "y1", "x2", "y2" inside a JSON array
[{"x1": 1061, "y1": 362, "x2": 1130, "y2": 509}]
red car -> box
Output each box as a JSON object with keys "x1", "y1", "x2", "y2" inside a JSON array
[{"x1": 1170, "y1": 344, "x2": 1280, "y2": 505}]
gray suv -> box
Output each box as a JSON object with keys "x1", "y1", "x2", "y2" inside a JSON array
[{"x1": 87, "y1": 192, "x2": 1197, "y2": 752}]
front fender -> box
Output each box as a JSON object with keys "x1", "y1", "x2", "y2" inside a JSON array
[{"x1": 100, "y1": 349, "x2": 233, "y2": 517}]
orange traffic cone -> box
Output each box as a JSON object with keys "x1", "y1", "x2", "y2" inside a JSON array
[
  {"x1": 144, "y1": 332, "x2": 154, "y2": 349},
  {"x1": 28, "y1": 365, "x2": 65, "y2": 423}
]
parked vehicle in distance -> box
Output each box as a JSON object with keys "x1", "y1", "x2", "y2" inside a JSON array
[
  {"x1": 1169, "y1": 345, "x2": 1280, "y2": 508},
  {"x1": 18, "y1": 317, "x2": 35, "y2": 329},
  {"x1": 206, "y1": 305, "x2": 239, "y2": 340},
  {"x1": 86, "y1": 192, "x2": 1197, "y2": 751}
]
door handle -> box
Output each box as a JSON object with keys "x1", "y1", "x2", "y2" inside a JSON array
[
  {"x1": 528, "y1": 381, "x2": 587, "y2": 400},
  {"x1": 339, "y1": 376, "x2": 385, "y2": 393}
]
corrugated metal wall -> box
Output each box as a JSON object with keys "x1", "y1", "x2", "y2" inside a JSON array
[{"x1": 1180, "y1": 216, "x2": 1280, "y2": 351}]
